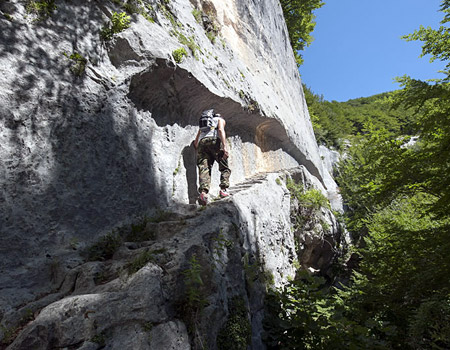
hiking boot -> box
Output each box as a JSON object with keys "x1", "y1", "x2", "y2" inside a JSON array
[
  {"x1": 198, "y1": 192, "x2": 208, "y2": 206},
  {"x1": 219, "y1": 189, "x2": 230, "y2": 198}
]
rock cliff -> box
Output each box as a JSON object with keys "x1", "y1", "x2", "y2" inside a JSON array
[{"x1": 0, "y1": 0, "x2": 345, "y2": 348}]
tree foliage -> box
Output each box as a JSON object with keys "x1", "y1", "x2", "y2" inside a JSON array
[
  {"x1": 264, "y1": 271, "x2": 389, "y2": 350},
  {"x1": 266, "y1": 1, "x2": 450, "y2": 348},
  {"x1": 336, "y1": 3, "x2": 450, "y2": 346},
  {"x1": 401, "y1": 0, "x2": 450, "y2": 77},
  {"x1": 304, "y1": 86, "x2": 417, "y2": 149},
  {"x1": 280, "y1": 0, "x2": 324, "y2": 66}
]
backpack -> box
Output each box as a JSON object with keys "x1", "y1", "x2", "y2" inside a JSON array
[{"x1": 199, "y1": 109, "x2": 217, "y2": 130}]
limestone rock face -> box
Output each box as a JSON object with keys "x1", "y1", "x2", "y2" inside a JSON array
[
  {"x1": 0, "y1": 0, "x2": 344, "y2": 348},
  {"x1": 5, "y1": 173, "x2": 296, "y2": 349},
  {"x1": 319, "y1": 145, "x2": 343, "y2": 211}
]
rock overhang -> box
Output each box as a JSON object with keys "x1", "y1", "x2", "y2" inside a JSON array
[
  {"x1": 125, "y1": 56, "x2": 325, "y2": 184},
  {"x1": 105, "y1": 0, "x2": 326, "y2": 182}
]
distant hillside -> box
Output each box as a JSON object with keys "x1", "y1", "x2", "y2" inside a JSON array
[{"x1": 303, "y1": 85, "x2": 417, "y2": 148}]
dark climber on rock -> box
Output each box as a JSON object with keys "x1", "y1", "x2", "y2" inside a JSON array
[{"x1": 193, "y1": 109, "x2": 231, "y2": 205}]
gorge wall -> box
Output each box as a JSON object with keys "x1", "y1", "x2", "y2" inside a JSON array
[{"x1": 0, "y1": 0, "x2": 345, "y2": 348}]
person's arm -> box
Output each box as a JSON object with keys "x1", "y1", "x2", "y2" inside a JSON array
[
  {"x1": 194, "y1": 130, "x2": 201, "y2": 149},
  {"x1": 217, "y1": 118, "x2": 229, "y2": 159}
]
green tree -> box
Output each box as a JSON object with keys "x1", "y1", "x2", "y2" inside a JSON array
[
  {"x1": 280, "y1": 0, "x2": 324, "y2": 66},
  {"x1": 266, "y1": 2, "x2": 450, "y2": 348},
  {"x1": 336, "y1": 124, "x2": 409, "y2": 236},
  {"x1": 335, "y1": 1, "x2": 450, "y2": 346},
  {"x1": 303, "y1": 84, "x2": 416, "y2": 148},
  {"x1": 390, "y1": 5, "x2": 450, "y2": 215}
]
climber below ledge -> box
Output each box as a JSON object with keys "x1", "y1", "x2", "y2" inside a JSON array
[{"x1": 193, "y1": 109, "x2": 231, "y2": 205}]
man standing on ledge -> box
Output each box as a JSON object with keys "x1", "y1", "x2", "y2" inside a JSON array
[{"x1": 194, "y1": 109, "x2": 231, "y2": 205}]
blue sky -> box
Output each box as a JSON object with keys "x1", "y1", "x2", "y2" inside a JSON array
[{"x1": 300, "y1": 0, "x2": 446, "y2": 102}]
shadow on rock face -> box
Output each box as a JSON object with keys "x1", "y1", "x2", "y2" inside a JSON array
[
  {"x1": 127, "y1": 58, "x2": 263, "y2": 134},
  {"x1": 182, "y1": 142, "x2": 198, "y2": 204},
  {"x1": 0, "y1": 3, "x2": 173, "y2": 313}
]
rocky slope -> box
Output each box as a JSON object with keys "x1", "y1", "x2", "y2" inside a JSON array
[
  {"x1": 0, "y1": 0, "x2": 345, "y2": 348},
  {"x1": 4, "y1": 168, "x2": 346, "y2": 349}
]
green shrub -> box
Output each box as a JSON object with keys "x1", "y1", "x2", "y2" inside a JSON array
[
  {"x1": 407, "y1": 297, "x2": 450, "y2": 349},
  {"x1": 183, "y1": 254, "x2": 205, "y2": 310},
  {"x1": 159, "y1": 2, "x2": 179, "y2": 27},
  {"x1": 264, "y1": 271, "x2": 380, "y2": 350},
  {"x1": 100, "y1": 11, "x2": 131, "y2": 41},
  {"x1": 122, "y1": 211, "x2": 172, "y2": 242},
  {"x1": 86, "y1": 232, "x2": 122, "y2": 261},
  {"x1": 3, "y1": 13, "x2": 13, "y2": 21},
  {"x1": 141, "y1": 11, "x2": 155, "y2": 23},
  {"x1": 64, "y1": 52, "x2": 87, "y2": 76},
  {"x1": 173, "y1": 32, "x2": 200, "y2": 59},
  {"x1": 301, "y1": 188, "x2": 330, "y2": 210},
  {"x1": 111, "y1": 11, "x2": 131, "y2": 31},
  {"x1": 125, "y1": 216, "x2": 155, "y2": 242},
  {"x1": 0, "y1": 324, "x2": 17, "y2": 346},
  {"x1": 126, "y1": 249, "x2": 155, "y2": 275},
  {"x1": 172, "y1": 47, "x2": 188, "y2": 63},
  {"x1": 206, "y1": 31, "x2": 216, "y2": 44},
  {"x1": 178, "y1": 253, "x2": 209, "y2": 348},
  {"x1": 192, "y1": 8, "x2": 202, "y2": 23},
  {"x1": 112, "y1": 0, "x2": 155, "y2": 22},
  {"x1": 217, "y1": 297, "x2": 251, "y2": 350},
  {"x1": 287, "y1": 178, "x2": 330, "y2": 210},
  {"x1": 91, "y1": 332, "x2": 106, "y2": 346},
  {"x1": 26, "y1": 0, "x2": 56, "y2": 19}
]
